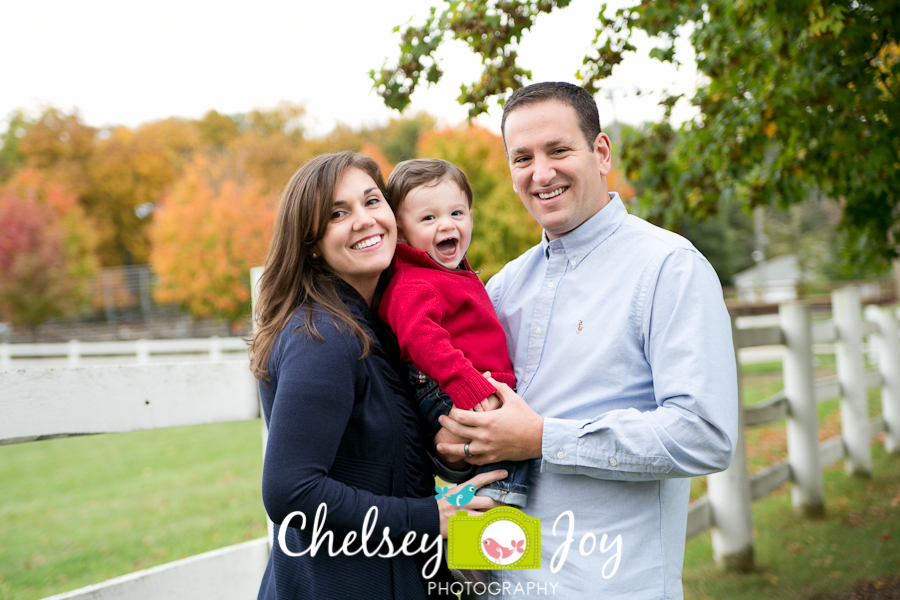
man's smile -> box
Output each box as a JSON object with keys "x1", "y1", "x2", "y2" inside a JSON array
[{"x1": 537, "y1": 186, "x2": 568, "y2": 200}]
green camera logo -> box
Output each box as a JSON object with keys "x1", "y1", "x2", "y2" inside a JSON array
[{"x1": 447, "y1": 507, "x2": 540, "y2": 570}]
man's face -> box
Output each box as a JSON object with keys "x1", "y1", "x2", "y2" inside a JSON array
[{"x1": 504, "y1": 100, "x2": 612, "y2": 239}]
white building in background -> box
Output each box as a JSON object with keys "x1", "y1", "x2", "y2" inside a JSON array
[{"x1": 733, "y1": 254, "x2": 808, "y2": 304}]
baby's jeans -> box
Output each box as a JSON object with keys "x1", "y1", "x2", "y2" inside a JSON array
[{"x1": 410, "y1": 365, "x2": 532, "y2": 508}]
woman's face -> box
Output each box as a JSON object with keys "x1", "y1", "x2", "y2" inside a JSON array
[{"x1": 315, "y1": 167, "x2": 397, "y2": 302}]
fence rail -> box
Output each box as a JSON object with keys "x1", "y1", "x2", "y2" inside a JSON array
[{"x1": 0, "y1": 337, "x2": 247, "y2": 370}]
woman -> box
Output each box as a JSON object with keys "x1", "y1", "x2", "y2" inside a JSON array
[{"x1": 249, "y1": 151, "x2": 502, "y2": 599}]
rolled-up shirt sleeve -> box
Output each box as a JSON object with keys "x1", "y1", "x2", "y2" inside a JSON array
[{"x1": 540, "y1": 248, "x2": 738, "y2": 481}]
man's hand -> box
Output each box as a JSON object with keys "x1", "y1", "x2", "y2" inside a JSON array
[{"x1": 437, "y1": 377, "x2": 543, "y2": 464}]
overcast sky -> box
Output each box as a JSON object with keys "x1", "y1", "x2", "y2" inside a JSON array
[{"x1": 1, "y1": 0, "x2": 699, "y2": 136}]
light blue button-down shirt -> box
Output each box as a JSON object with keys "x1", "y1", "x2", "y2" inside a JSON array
[{"x1": 485, "y1": 194, "x2": 738, "y2": 599}]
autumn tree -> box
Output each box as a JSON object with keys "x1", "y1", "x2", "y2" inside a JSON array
[
  {"x1": 364, "y1": 113, "x2": 437, "y2": 164},
  {"x1": 375, "y1": 0, "x2": 900, "y2": 266},
  {"x1": 0, "y1": 173, "x2": 96, "y2": 332},
  {"x1": 17, "y1": 107, "x2": 96, "y2": 199},
  {"x1": 150, "y1": 153, "x2": 276, "y2": 325},
  {"x1": 0, "y1": 109, "x2": 35, "y2": 182},
  {"x1": 87, "y1": 118, "x2": 201, "y2": 265},
  {"x1": 195, "y1": 109, "x2": 241, "y2": 148}
]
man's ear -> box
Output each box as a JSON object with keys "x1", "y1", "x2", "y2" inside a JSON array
[
  {"x1": 512, "y1": 183, "x2": 519, "y2": 194},
  {"x1": 593, "y1": 132, "x2": 613, "y2": 175}
]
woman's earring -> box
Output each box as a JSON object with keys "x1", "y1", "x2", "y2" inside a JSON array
[{"x1": 310, "y1": 251, "x2": 319, "y2": 259}]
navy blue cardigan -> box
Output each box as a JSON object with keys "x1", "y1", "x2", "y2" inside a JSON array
[{"x1": 257, "y1": 284, "x2": 454, "y2": 599}]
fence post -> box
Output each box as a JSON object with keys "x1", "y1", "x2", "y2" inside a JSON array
[
  {"x1": 0, "y1": 343, "x2": 10, "y2": 370},
  {"x1": 136, "y1": 339, "x2": 150, "y2": 365},
  {"x1": 250, "y1": 265, "x2": 273, "y2": 549},
  {"x1": 209, "y1": 336, "x2": 223, "y2": 361},
  {"x1": 865, "y1": 305, "x2": 900, "y2": 454},
  {"x1": 708, "y1": 315, "x2": 755, "y2": 570},
  {"x1": 780, "y1": 302, "x2": 825, "y2": 515},
  {"x1": 67, "y1": 339, "x2": 81, "y2": 368},
  {"x1": 832, "y1": 287, "x2": 872, "y2": 477}
]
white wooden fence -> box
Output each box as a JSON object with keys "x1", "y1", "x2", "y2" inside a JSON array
[
  {"x1": 690, "y1": 286, "x2": 900, "y2": 570},
  {"x1": 0, "y1": 269, "x2": 269, "y2": 600},
  {"x1": 1, "y1": 283, "x2": 898, "y2": 598},
  {"x1": 0, "y1": 337, "x2": 248, "y2": 370}
]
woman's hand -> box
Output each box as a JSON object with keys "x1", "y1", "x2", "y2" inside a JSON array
[
  {"x1": 438, "y1": 470, "x2": 508, "y2": 538},
  {"x1": 433, "y1": 427, "x2": 469, "y2": 469}
]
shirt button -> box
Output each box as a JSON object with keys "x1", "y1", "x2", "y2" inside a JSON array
[
  {"x1": 557, "y1": 451, "x2": 565, "y2": 459},
  {"x1": 547, "y1": 281, "x2": 554, "y2": 288},
  {"x1": 523, "y1": 375, "x2": 530, "y2": 383},
  {"x1": 609, "y1": 458, "x2": 617, "y2": 467},
  {"x1": 535, "y1": 327, "x2": 541, "y2": 334},
  {"x1": 571, "y1": 260, "x2": 577, "y2": 267}
]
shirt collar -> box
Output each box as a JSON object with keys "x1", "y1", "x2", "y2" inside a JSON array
[{"x1": 540, "y1": 192, "x2": 627, "y2": 266}]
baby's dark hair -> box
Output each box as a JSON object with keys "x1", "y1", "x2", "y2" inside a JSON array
[{"x1": 386, "y1": 159, "x2": 473, "y2": 213}]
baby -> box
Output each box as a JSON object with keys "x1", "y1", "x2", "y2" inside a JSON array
[{"x1": 379, "y1": 158, "x2": 531, "y2": 508}]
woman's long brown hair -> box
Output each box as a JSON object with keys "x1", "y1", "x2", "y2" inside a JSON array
[{"x1": 249, "y1": 152, "x2": 387, "y2": 382}]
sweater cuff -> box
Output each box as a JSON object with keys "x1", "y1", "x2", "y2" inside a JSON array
[
  {"x1": 407, "y1": 496, "x2": 440, "y2": 538},
  {"x1": 491, "y1": 372, "x2": 517, "y2": 390},
  {"x1": 446, "y1": 373, "x2": 503, "y2": 410}
]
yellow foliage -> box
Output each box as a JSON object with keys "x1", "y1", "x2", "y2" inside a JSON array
[{"x1": 88, "y1": 118, "x2": 201, "y2": 265}]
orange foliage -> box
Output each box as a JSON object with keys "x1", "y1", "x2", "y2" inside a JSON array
[
  {"x1": 607, "y1": 165, "x2": 636, "y2": 200},
  {"x1": 361, "y1": 143, "x2": 395, "y2": 180},
  {"x1": 150, "y1": 154, "x2": 276, "y2": 323}
]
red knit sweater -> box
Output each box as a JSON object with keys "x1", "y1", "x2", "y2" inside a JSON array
[{"x1": 378, "y1": 244, "x2": 516, "y2": 410}]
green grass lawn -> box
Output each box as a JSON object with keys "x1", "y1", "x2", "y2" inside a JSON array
[
  {"x1": 1, "y1": 357, "x2": 897, "y2": 600},
  {"x1": 0, "y1": 421, "x2": 267, "y2": 600},
  {"x1": 683, "y1": 441, "x2": 900, "y2": 599}
]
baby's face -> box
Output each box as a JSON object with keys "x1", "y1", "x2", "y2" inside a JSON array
[{"x1": 397, "y1": 178, "x2": 473, "y2": 270}]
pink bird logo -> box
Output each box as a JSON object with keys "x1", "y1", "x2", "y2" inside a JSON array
[{"x1": 482, "y1": 538, "x2": 525, "y2": 562}]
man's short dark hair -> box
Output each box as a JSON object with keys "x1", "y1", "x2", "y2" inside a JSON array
[
  {"x1": 501, "y1": 82, "x2": 602, "y2": 151},
  {"x1": 386, "y1": 159, "x2": 474, "y2": 214}
]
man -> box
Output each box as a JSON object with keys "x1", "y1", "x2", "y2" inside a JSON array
[{"x1": 436, "y1": 82, "x2": 738, "y2": 598}]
